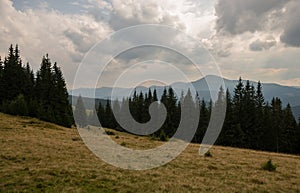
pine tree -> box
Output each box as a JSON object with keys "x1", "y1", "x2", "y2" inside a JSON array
[
  {"x1": 105, "y1": 100, "x2": 115, "y2": 129},
  {"x1": 166, "y1": 87, "x2": 179, "y2": 137},
  {"x1": 23, "y1": 63, "x2": 35, "y2": 101},
  {"x1": 271, "y1": 98, "x2": 284, "y2": 152},
  {"x1": 218, "y1": 89, "x2": 233, "y2": 146},
  {"x1": 111, "y1": 99, "x2": 121, "y2": 129},
  {"x1": 2, "y1": 45, "x2": 25, "y2": 102},
  {"x1": 35, "y1": 55, "x2": 55, "y2": 122},
  {"x1": 195, "y1": 98, "x2": 209, "y2": 143},
  {"x1": 34, "y1": 55, "x2": 73, "y2": 127},
  {"x1": 0, "y1": 57, "x2": 3, "y2": 106},
  {"x1": 153, "y1": 88, "x2": 158, "y2": 101},
  {"x1": 281, "y1": 104, "x2": 298, "y2": 153},
  {"x1": 97, "y1": 101, "x2": 106, "y2": 127},
  {"x1": 52, "y1": 63, "x2": 74, "y2": 127},
  {"x1": 233, "y1": 77, "x2": 244, "y2": 123},
  {"x1": 180, "y1": 88, "x2": 198, "y2": 141},
  {"x1": 242, "y1": 81, "x2": 256, "y2": 148},
  {"x1": 255, "y1": 81, "x2": 265, "y2": 149},
  {"x1": 261, "y1": 102, "x2": 274, "y2": 151},
  {"x1": 87, "y1": 110, "x2": 98, "y2": 127},
  {"x1": 297, "y1": 117, "x2": 300, "y2": 154},
  {"x1": 231, "y1": 77, "x2": 245, "y2": 147},
  {"x1": 74, "y1": 96, "x2": 87, "y2": 128},
  {"x1": 144, "y1": 88, "x2": 153, "y2": 122},
  {"x1": 137, "y1": 91, "x2": 146, "y2": 123}
]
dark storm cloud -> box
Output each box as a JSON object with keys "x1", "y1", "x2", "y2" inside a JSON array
[
  {"x1": 215, "y1": 0, "x2": 300, "y2": 48},
  {"x1": 280, "y1": 1, "x2": 300, "y2": 47},
  {"x1": 215, "y1": 0, "x2": 288, "y2": 35}
]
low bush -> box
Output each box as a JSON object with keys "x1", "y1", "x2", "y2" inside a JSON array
[{"x1": 262, "y1": 159, "x2": 276, "y2": 172}]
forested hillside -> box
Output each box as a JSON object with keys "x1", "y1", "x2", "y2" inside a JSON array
[
  {"x1": 76, "y1": 79, "x2": 300, "y2": 155},
  {"x1": 0, "y1": 45, "x2": 73, "y2": 127}
]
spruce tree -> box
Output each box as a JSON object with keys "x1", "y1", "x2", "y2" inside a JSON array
[
  {"x1": 281, "y1": 104, "x2": 298, "y2": 153},
  {"x1": 271, "y1": 98, "x2": 284, "y2": 152},
  {"x1": 52, "y1": 63, "x2": 74, "y2": 127},
  {"x1": 105, "y1": 100, "x2": 115, "y2": 129},
  {"x1": 242, "y1": 81, "x2": 256, "y2": 148},
  {"x1": 35, "y1": 55, "x2": 55, "y2": 122},
  {"x1": 111, "y1": 99, "x2": 120, "y2": 129},
  {"x1": 97, "y1": 101, "x2": 106, "y2": 127},
  {"x1": 233, "y1": 77, "x2": 244, "y2": 124},
  {"x1": 0, "y1": 57, "x2": 3, "y2": 106},
  {"x1": 297, "y1": 117, "x2": 300, "y2": 154},
  {"x1": 195, "y1": 98, "x2": 209, "y2": 143},
  {"x1": 2, "y1": 45, "x2": 24, "y2": 101},
  {"x1": 153, "y1": 88, "x2": 158, "y2": 101},
  {"x1": 218, "y1": 89, "x2": 233, "y2": 146},
  {"x1": 255, "y1": 81, "x2": 265, "y2": 149},
  {"x1": 231, "y1": 77, "x2": 245, "y2": 147},
  {"x1": 180, "y1": 88, "x2": 197, "y2": 141},
  {"x1": 166, "y1": 87, "x2": 179, "y2": 137},
  {"x1": 74, "y1": 96, "x2": 87, "y2": 128}
]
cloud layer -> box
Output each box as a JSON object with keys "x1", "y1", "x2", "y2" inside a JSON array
[{"x1": 0, "y1": 0, "x2": 299, "y2": 87}]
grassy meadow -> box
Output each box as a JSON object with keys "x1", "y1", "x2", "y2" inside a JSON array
[{"x1": 0, "y1": 113, "x2": 299, "y2": 192}]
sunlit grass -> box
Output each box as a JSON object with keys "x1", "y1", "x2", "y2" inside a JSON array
[{"x1": 0, "y1": 113, "x2": 299, "y2": 192}]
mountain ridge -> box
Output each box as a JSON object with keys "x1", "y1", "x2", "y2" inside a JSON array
[{"x1": 71, "y1": 75, "x2": 300, "y2": 107}]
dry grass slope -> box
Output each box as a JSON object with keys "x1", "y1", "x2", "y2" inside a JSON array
[{"x1": 0, "y1": 113, "x2": 299, "y2": 192}]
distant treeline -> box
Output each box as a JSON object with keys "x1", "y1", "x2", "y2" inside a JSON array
[
  {"x1": 75, "y1": 79, "x2": 300, "y2": 155},
  {"x1": 0, "y1": 45, "x2": 74, "y2": 127}
]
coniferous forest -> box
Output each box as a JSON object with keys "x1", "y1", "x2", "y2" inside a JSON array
[
  {"x1": 0, "y1": 45, "x2": 74, "y2": 127},
  {"x1": 93, "y1": 79, "x2": 300, "y2": 155},
  {"x1": 1, "y1": 45, "x2": 299, "y2": 155}
]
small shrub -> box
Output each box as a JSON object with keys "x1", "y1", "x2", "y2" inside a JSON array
[
  {"x1": 72, "y1": 137, "x2": 81, "y2": 141},
  {"x1": 262, "y1": 159, "x2": 276, "y2": 172},
  {"x1": 106, "y1": 131, "x2": 115, "y2": 136},
  {"x1": 204, "y1": 150, "x2": 212, "y2": 157},
  {"x1": 121, "y1": 142, "x2": 126, "y2": 147},
  {"x1": 150, "y1": 135, "x2": 157, "y2": 141},
  {"x1": 115, "y1": 135, "x2": 119, "y2": 139},
  {"x1": 159, "y1": 130, "x2": 167, "y2": 142}
]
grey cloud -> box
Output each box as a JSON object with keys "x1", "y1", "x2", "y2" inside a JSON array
[
  {"x1": 249, "y1": 38, "x2": 276, "y2": 51},
  {"x1": 88, "y1": 0, "x2": 186, "y2": 31},
  {"x1": 64, "y1": 30, "x2": 93, "y2": 53},
  {"x1": 215, "y1": 0, "x2": 288, "y2": 35},
  {"x1": 280, "y1": 1, "x2": 300, "y2": 47}
]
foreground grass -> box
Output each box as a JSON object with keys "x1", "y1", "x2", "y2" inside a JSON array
[{"x1": 0, "y1": 113, "x2": 299, "y2": 192}]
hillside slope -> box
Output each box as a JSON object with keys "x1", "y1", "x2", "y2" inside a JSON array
[{"x1": 0, "y1": 113, "x2": 299, "y2": 192}]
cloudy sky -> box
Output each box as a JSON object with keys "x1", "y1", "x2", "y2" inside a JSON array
[{"x1": 1, "y1": 0, "x2": 300, "y2": 88}]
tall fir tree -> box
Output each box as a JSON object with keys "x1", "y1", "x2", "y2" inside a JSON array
[
  {"x1": 281, "y1": 104, "x2": 298, "y2": 153},
  {"x1": 97, "y1": 101, "x2": 107, "y2": 127},
  {"x1": 2, "y1": 45, "x2": 24, "y2": 102},
  {"x1": 74, "y1": 95, "x2": 87, "y2": 128},
  {"x1": 52, "y1": 63, "x2": 74, "y2": 127},
  {"x1": 255, "y1": 81, "x2": 265, "y2": 149},
  {"x1": 0, "y1": 57, "x2": 3, "y2": 106}
]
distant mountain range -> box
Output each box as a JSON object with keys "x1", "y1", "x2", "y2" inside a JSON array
[{"x1": 70, "y1": 75, "x2": 300, "y2": 119}]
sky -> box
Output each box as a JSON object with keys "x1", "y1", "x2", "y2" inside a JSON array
[{"x1": 1, "y1": 0, "x2": 300, "y2": 89}]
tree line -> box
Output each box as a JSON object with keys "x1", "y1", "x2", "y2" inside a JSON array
[
  {"x1": 75, "y1": 79, "x2": 300, "y2": 155},
  {"x1": 0, "y1": 45, "x2": 73, "y2": 127}
]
